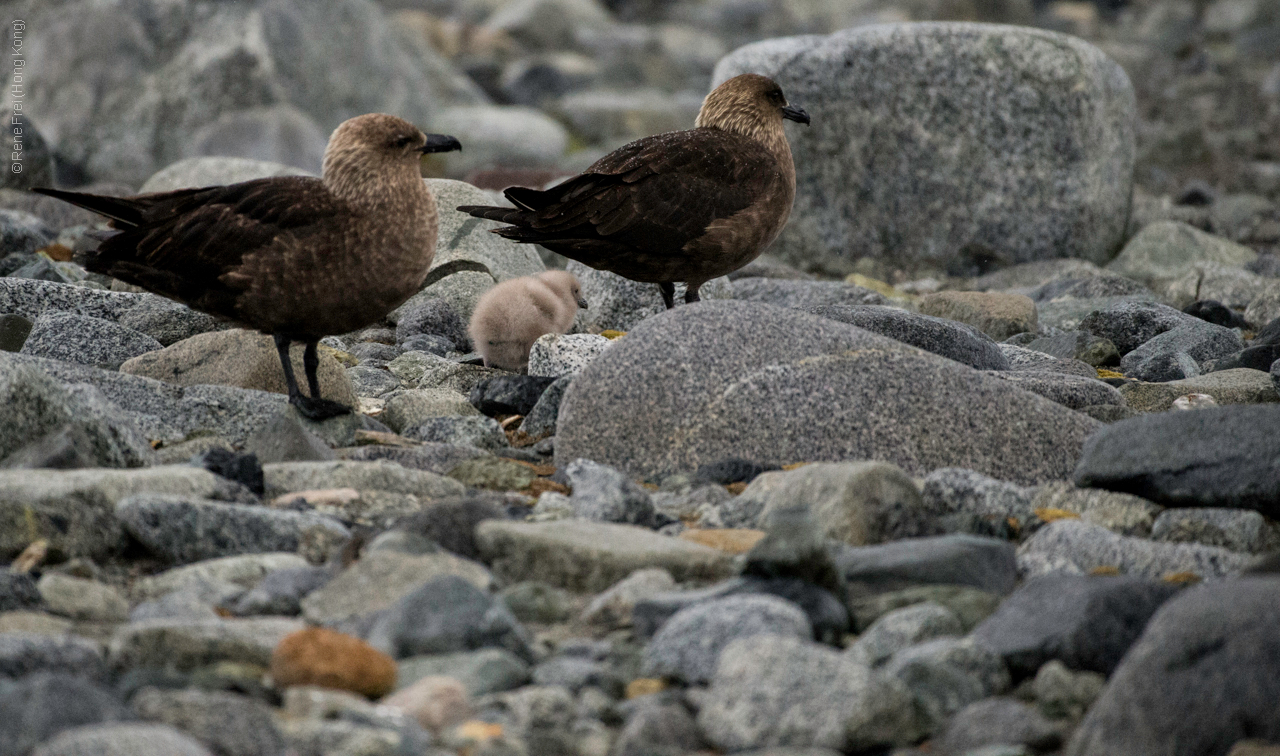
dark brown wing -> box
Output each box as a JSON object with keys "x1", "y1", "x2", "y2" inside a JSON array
[
  {"x1": 457, "y1": 129, "x2": 781, "y2": 271},
  {"x1": 55, "y1": 177, "x2": 349, "y2": 317}
]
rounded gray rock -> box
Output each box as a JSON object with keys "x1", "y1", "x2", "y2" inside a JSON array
[
  {"x1": 556, "y1": 301, "x2": 1099, "y2": 485},
  {"x1": 712, "y1": 23, "x2": 1135, "y2": 274},
  {"x1": 21, "y1": 312, "x2": 162, "y2": 370},
  {"x1": 641, "y1": 594, "x2": 812, "y2": 684},
  {"x1": 812, "y1": 305, "x2": 1010, "y2": 370}
]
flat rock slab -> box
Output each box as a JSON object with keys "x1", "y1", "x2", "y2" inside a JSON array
[
  {"x1": 1017, "y1": 520, "x2": 1256, "y2": 579},
  {"x1": 555, "y1": 301, "x2": 1099, "y2": 485},
  {"x1": 1119, "y1": 368, "x2": 1279, "y2": 412},
  {"x1": 0, "y1": 466, "x2": 255, "y2": 560},
  {"x1": 1073, "y1": 405, "x2": 1280, "y2": 514},
  {"x1": 712, "y1": 22, "x2": 1134, "y2": 274},
  {"x1": 121, "y1": 329, "x2": 356, "y2": 407},
  {"x1": 475, "y1": 520, "x2": 734, "y2": 593},
  {"x1": 835, "y1": 535, "x2": 1018, "y2": 597},
  {"x1": 301, "y1": 549, "x2": 494, "y2": 627},
  {"x1": 107, "y1": 618, "x2": 305, "y2": 672}
]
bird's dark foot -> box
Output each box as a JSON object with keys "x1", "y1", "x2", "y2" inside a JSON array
[
  {"x1": 290, "y1": 395, "x2": 353, "y2": 420},
  {"x1": 658, "y1": 282, "x2": 676, "y2": 310}
]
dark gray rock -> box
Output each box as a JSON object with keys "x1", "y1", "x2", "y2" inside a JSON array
[
  {"x1": 531, "y1": 653, "x2": 624, "y2": 697},
  {"x1": 397, "y1": 648, "x2": 530, "y2": 696},
  {"x1": 998, "y1": 343, "x2": 1100, "y2": 377},
  {"x1": 712, "y1": 23, "x2": 1134, "y2": 275},
  {"x1": 499, "y1": 581, "x2": 572, "y2": 624},
  {"x1": 698, "y1": 634, "x2": 919, "y2": 752},
  {"x1": 984, "y1": 371, "x2": 1123, "y2": 410},
  {"x1": 115, "y1": 494, "x2": 350, "y2": 565},
  {"x1": 242, "y1": 412, "x2": 335, "y2": 465},
  {"x1": 1073, "y1": 405, "x2": 1280, "y2": 515},
  {"x1": 642, "y1": 594, "x2": 812, "y2": 684},
  {"x1": 938, "y1": 698, "x2": 1062, "y2": 755},
  {"x1": 404, "y1": 415, "x2": 508, "y2": 451},
  {"x1": 556, "y1": 302, "x2": 1099, "y2": 485},
  {"x1": 613, "y1": 702, "x2": 704, "y2": 756},
  {"x1": 970, "y1": 574, "x2": 1179, "y2": 680},
  {"x1": 365, "y1": 575, "x2": 535, "y2": 662},
  {"x1": 0, "y1": 209, "x2": 54, "y2": 254},
  {"x1": 0, "y1": 632, "x2": 105, "y2": 680},
  {"x1": 1183, "y1": 299, "x2": 1251, "y2": 329},
  {"x1": 730, "y1": 278, "x2": 886, "y2": 309},
  {"x1": 1119, "y1": 319, "x2": 1243, "y2": 382},
  {"x1": 395, "y1": 298, "x2": 469, "y2": 351},
  {"x1": 881, "y1": 637, "x2": 1010, "y2": 735},
  {"x1": 399, "y1": 333, "x2": 453, "y2": 356},
  {"x1": 228, "y1": 566, "x2": 332, "y2": 616},
  {"x1": 844, "y1": 602, "x2": 963, "y2": 668},
  {"x1": 394, "y1": 493, "x2": 507, "y2": 560},
  {"x1": 1030, "y1": 273, "x2": 1151, "y2": 303},
  {"x1": 1065, "y1": 578, "x2": 1280, "y2": 756},
  {"x1": 1150, "y1": 508, "x2": 1275, "y2": 553},
  {"x1": 0, "y1": 674, "x2": 132, "y2": 756},
  {"x1": 347, "y1": 342, "x2": 401, "y2": 362},
  {"x1": 741, "y1": 504, "x2": 844, "y2": 595},
  {"x1": 345, "y1": 365, "x2": 401, "y2": 397},
  {"x1": 130, "y1": 687, "x2": 286, "y2": 756},
  {"x1": 1023, "y1": 330, "x2": 1119, "y2": 367},
  {"x1": 564, "y1": 457, "x2": 655, "y2": 526},
  {"x1": 520, "y1": 374, "x2": 571, "y2": 439},
  {"x1": 1, "y1": 424, "x2": 121, "y2": 470},
  {"x1": 836, "y1": 535, "x2": 1018, "y2": 597},
  {"x1": 0, "y1": 356, "x2": 152, "y2": 468},
  {"x1": 1079, "y1": 300, "x2": 1197, "y2": 355},
  {"x1": 0, "y1": 571, "x2": 42, "y2": 611},
  {"x1": 20, "y1": 312, "x2": 162, "y2": 369},
  {"x1": 191, "y1": 449, "x2": 265, "y2": 497},
  {"x1": 0, "y1": 314, "x2": 32, "y2": 352},
  {"x1": 469, "y1": 375, "x2": 558, "y2": 417},
  {"x1": 811, "y1": 304, "x2": 1009, "y2": 370}
]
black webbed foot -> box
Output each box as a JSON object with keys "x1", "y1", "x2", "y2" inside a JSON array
[{"x1": 290, "y1": 394, "x2": 353, "y2": 420}]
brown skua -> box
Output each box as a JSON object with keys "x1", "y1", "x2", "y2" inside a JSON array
[
  {"x1": 457, "y1": 73, "x2": 809, "y2": 309},
  {"x1": 33, "y1": 113, "x2": 461, "y2": 419},
  {"x1": 469, "y1": 270, "x2": 588, "y2": 371}
]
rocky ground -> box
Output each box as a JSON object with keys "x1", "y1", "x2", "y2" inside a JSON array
[{"x1": 1, "y1": 0, "x2": 1280, "y2": 755}]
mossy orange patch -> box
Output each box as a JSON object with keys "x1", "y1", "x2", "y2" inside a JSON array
[
  {"x1": 680, "y1": 528, "x2": 765, "y2": 554},
  {"x1": 626, "y1": 678, "x2": 667, "y2": 698},
  {"x1": 1095, "y1": 368, "x2": 1125, "y2": 379},
  {"x1": 600, "y1": 330, "x2": 626, "y2": 339},
  {"x1": 1162, "y1": 571, "x2": 1202, "y2": 585},
  {"x1": 1034, "y1": 507, "x2": 1080, "y2": 522},
  {"x1": 1088, "y1": 565, "x2": 1121, "y2": 576}
]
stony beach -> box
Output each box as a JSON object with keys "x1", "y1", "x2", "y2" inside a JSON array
[{"x1": 0, "y1": 0, "x2": 1279, "y2": 754}]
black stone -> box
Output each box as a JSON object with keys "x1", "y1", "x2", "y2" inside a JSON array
[
  {"x1": 0, "y1": 673, "x2": 132, "y2": 756},
  {"x1": 1174, "y1": 179, "x2": 1216, "y2": 206},
  {"x1": 1073, "y1": 405, "x2": 1280, "y2": 515},
  {"x1": 469, "y1": 375, "x2": 559, "y2": 417},
  {"x1": 0, "y1": 314, "x2": 32, "y2": 353},
  {"x1": 1183, "y1": 299, "x2": 1249, "y2": 329},
  {"x1": 0, "y1": 572, "x2": 41, "y2": 611},
  {"x1": 192, "y1": 448, "x2": 265, "y2": 497},
  {"x1": 394, "y1": 493, "x2": 507, "y2": 560},
  {"x1": 692, "y1": 457, "x2": 775, "y2": 486},
  {"x1": 971, "y1": 573, "x2": 1178, "y2": 680},
  {"x1": 835, "y1": 534, "x2": 1018, "y2": 598}
]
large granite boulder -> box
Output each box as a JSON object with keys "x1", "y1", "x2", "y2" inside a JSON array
[
  {"x1": 712, "y1": 22, "x2": 1135, "y2": 275},
  {"x1": 555, "y1": 301, "x2": 1099, "y2": 484}
]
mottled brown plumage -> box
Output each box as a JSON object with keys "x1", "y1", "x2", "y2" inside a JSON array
[
  {"x1": 33, "y1": 113, "x2": 461, "y2": 419},
  {"x1": 457, "y1": 73, "x2": 809, "y2": 308}
]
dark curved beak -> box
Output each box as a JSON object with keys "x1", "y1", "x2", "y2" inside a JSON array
[
  {"x1": 576, "y1": 296, "x2": 589, "y2": 309},
  {"x1": 781, "y1": 105, "x2": 810, "y2": 125},
  {"x1": 419, "y1": 134, "x2": 462, "y2": 154}
]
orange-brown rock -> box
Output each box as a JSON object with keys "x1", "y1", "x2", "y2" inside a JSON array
[
  {"x1": 679, "y1": 528, "x2": 766, "y2": 554},
  {"x1": 270, "y1": 627, "x2": 396, "y2": 698}
]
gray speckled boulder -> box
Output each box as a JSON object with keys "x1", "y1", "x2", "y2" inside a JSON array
[
  {"x1": 20, "y1": 312, "x2": 160, "y2": 370},
  {"x1": 1118, "y1": 319, "x2": 1242, "y2": 382},
  {"x1": 712, "y1": 23, "x2": 1135, "y2": 274},
  {"x1": 1016, "y1": 520, "x2": 1254, "y2": 579},
  {"x1": 983, "y1": 371, "x2": 1122, "y2": 410},
  {"x1": 642, "y1": 594, "x2": 812, "y2": 684},
  {"x1": 555, "y1": 301, "x2": 1099, "y2": 484},
  {"x1": 729, "y1": 279, "x2": 886, "y2": 310},
  {"x1": 811, "y1": 305, "x2": 1009, "y2": 370}
]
